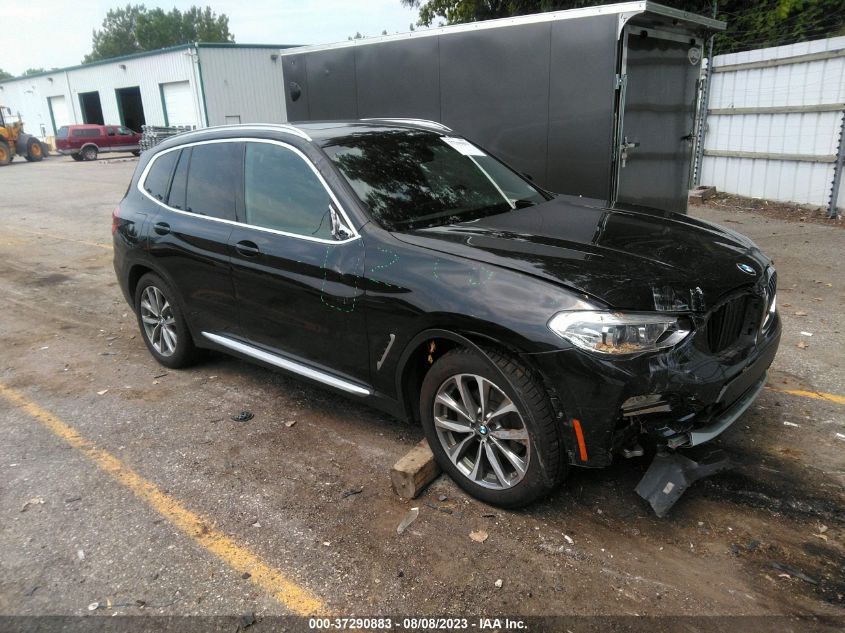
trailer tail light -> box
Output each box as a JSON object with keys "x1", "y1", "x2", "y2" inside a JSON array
[{"x1": 111, "y1": 205, "x2": 121, "y2": 235}]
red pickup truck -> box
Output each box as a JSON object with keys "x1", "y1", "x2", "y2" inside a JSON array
[{"x1": 56, "y1": 124, "x2": 141, "y2": 161}]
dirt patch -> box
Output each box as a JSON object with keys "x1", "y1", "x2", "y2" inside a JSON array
[{"x1": 696, "y1": 193, "x2": 843, "y2": 228}]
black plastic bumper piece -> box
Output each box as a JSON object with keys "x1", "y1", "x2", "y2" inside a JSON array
[{"x1": 635, "y1": 447, "x2": 731, "y2": 517}]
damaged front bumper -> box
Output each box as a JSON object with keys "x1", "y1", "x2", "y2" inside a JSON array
[{"x1": 529, "y1": 311, "x2": 780, "y2": 515}]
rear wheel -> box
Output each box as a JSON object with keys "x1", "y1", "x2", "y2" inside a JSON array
[
  {"x1": 134, "y1": 273, "x2": 200, "y2": 369},
  {"x1": 82, "y1": 145, "x2": 98, "y2": 161},
  {"x1": 71, "y1": 153, "x2": 83, "y2": 161},
  {"x1": 420, "y1": 347, "x2": 567, "y2": 507},
  {"x1": 24, "y1": 138, "x2": 44, "y2": 162},
  {"x1": 0, "y1": 140, "x2": 10, "y2": 166}
]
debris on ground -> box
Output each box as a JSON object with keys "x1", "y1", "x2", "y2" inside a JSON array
[
  {"x1": 797, "y1": 342, "x2": 809, "y2": 349},
  {"x1": 771, "y1": 562, "x2": 818, "y2": 585},
  {"x1": 835, "y1": 433, "x2": 845, "y2": 441},
  {"x1": 470, "y1": 530, "x2": 489, "y2": 543},
  {"x1": 65, "y1": 496, "x2": 82, "y2": 503},
  {"x1": 438, "y1": 494, "x2": 447, "y2": 502},
  {"x1": 341, "y1": 487, "x2": 363, "y2": 499},
  {"x1": 239, "y1": 611, "x2": 257, "y2": 630},
  {"x1": 396, "y1": 507, "x2": 419, "y2": 534},
  {"x1": 494, "y1": 579, "x2": 503, "y2": 588},
  {"x1": 231, "y1": 410, "x2": 254, "y2": 422},
  {"x1": 799, "y1": 332, "x2": 813, "y2": 337},
  {"x1": 87, "y1": 602, "x2": 99, "y2": 611},
  {"x1": 77, "y1": 549, "x2": 85, "y2": 561},
  {"x1": 564, "y1": 534, "x2": 574, "y2": 545},
  {"x1": 96, "y1": 389, "x2": 108, "y2": 396},
  {"x1": 783, "y1": 421, "x2": 800, "y2": 427},
  {"x1": 241, "y1": 572, "x2": 251, "y2": 579},
  {"x1": 21, "y1": 497, "x2": 45, "y2": 512},
  {"x1": 284, "y1": 420, "x2": 297, "y2": 428}
]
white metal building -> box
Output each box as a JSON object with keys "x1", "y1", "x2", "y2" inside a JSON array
[
  {"x1": 0, "y1": 43, "x2": 296, "y2": 144},
  {"x1": 699, "y1": 35, "x2": 845, "y2": 211}
]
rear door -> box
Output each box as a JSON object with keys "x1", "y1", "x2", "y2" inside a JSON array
[
  {"x1": 613, "y1": 30, "x2": 702, "y2": 213},
  {"x1": 145, "y1": 141, "x2": 241, "y2": 336}
]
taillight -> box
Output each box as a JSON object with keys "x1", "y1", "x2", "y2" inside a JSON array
[{"x1": 112, "y1": 205, "x2": 121, "y2": 235}]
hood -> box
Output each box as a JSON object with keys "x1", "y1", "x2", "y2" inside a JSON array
[{"x1": 391, "y1": 196, "x2": 770, "y2": 311}]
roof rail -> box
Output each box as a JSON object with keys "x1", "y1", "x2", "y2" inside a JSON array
[
  {"x1": 361, "y1": 118, "x2": 453, "y2": 133},
  {"x1": 175, "y1": 123, "x2": 312, "y2": 142}
]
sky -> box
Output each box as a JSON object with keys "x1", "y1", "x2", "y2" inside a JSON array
[{"x1": 3, "y1": 0, "x2": 425, "y2": 76}]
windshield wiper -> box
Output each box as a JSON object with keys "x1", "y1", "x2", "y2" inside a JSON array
[{"x1": 513, "y1": 199, "x2": 539, "y2": 209}]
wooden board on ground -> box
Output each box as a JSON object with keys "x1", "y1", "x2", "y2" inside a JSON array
[{"x1": 391, "y1": 439, "x2": 441, "y2": 499}]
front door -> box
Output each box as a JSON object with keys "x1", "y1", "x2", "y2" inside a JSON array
[
  {"x1": 229, "y1": 140, "x2": 369, "y2": 385},
  {"x1": 614, "y1": 30, "x2": 702, "y2": 213}
]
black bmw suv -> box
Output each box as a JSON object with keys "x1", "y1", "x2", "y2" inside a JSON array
[{"x1": 113, "y1": 120, "x2": 780, "y2": 509}]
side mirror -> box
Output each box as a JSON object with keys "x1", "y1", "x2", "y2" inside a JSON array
[{"x1": 329, "y1": 205, "x2": 353, "y2": 241}]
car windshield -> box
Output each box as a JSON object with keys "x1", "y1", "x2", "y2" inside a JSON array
[{"x1": 321, "y1": 129, "x2": 548, "y2": 231}]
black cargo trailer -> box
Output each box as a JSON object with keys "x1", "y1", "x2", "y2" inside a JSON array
[{"x1": 279, "y1": 1, "x2": 724, "y2": 214}]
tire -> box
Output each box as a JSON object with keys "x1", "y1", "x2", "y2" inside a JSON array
[
  {"x1": 82, "y1": 145, "x2": 98, "y2": 161},
  {"x1": 71, "y1": 153, "x2": 83, "y2": 162},
  {"x1": 134, "y1": 272, "x2": 200, "y2": 369},
  {"x1": 0, "y1": 140, "x2": 10, "y2": 166},
  {"x1": 131, "y1": 150, "x2": 141, "y2": 157},
  {"x1": 24, "y1": 138, "x2": 44, "y2": 162},
  {"x1": 420, "y1": 347, "x2": 567, "y2": 508}
]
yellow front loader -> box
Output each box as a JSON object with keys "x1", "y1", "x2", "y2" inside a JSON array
[{"x1": 0, "y1": 105, "x2": 46, "y2": 166}]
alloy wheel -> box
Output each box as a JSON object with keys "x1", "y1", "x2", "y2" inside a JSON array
[
  {"x1": 140, "y1": 285, "x2": 178, "y2": 357},
  {"x1": 433, "y1": 373, "x2": 530, "y2": 490}
]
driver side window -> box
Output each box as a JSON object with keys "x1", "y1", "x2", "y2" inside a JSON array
[{"x1": 243, "y1": 142, "x2": 333, "y2": 240}]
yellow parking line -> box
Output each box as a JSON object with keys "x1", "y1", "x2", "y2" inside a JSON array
[
  {"x1": 765, "y1": 386, "x2": 845, "y2": 406},
  {"x1": 0, "y1": 382, "x2": 326, "y2": 616}
]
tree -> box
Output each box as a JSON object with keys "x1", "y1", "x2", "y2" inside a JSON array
[
  {"x1": 0, "y1": 68, "x2": 13, "y2": 81},
  {"x1": 23, "y1": 68, "x2": 47, "y2": 76},
  {"x1": 400, "y1": 0, "x2": 845, "y2": 54},
  {"x1": 84, "y1": 4, "x2": 233, "y2": 63}
]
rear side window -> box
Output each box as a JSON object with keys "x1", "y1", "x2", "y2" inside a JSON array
[
  {"x1": 185, "y1": 143, "x2": 239, "y2": 221},
  {"x1": 56, "y1": 127, "x2": 68, "y2": 138},
  {"x1": 143, "y1": 150, "x2": 179, "y2": 202},
  {"x1": 244, "y1": 142, "x2": 332, "y2": 239},
  {"x1": 72, "y1": 128, "x2": 100, "y2": 137},
  {"x1": 167, "y1": 149, "x2": 190, "y2": 210}
]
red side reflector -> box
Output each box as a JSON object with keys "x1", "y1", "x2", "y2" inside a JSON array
[
  {"x1": 572, "y1": 419, "x2": 588, "y2": 462},
  {"x1": 111, "y1": 206, "x2": 120, "y2": 235}
]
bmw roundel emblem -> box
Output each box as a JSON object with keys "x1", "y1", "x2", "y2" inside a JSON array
[
  {"x1": 736, "y1": 263, "x2": 756, "y2": 275},
  {"x1": 478, "y1": 425, "x2": 489, "y2": 436}
]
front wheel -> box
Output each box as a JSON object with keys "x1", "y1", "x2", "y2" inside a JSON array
[
  {"x1": 82, "y1": 145, "x2": 98, "y2": 161},
  {"x1": 134, "y1": 273, "x2": 200, "y2": 369},
  {"x1": 0, "y1": 140, "x2": 10, "y2": 166},
  {"x1": 420, "y1": 348, "x2": 567, "y2": 507}
]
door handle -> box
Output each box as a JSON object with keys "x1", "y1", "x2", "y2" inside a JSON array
[
  {"x1": 235, "y1": 240, "x2": 260, "y2": 257},
  {"x1": 153, "y1": 222, "x2": 170, "y2": 235}
]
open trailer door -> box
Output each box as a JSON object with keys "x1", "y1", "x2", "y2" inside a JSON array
[{"x1": 612, "y1": 26, "x2": 704, "y2": 214}]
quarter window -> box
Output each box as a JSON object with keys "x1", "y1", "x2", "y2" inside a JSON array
[
  {"x1": 167, "y1": 149, "x2": 190, "y2": 210},
  {"x1": 143, "y1": 150, "x2": 178, "y2": 202},
  {"x1": 244, "y1": 142, "x2": 332, "y2": 239},
  {"x1": 185, "y1": 143, "x2": 239, "y2": 221}
]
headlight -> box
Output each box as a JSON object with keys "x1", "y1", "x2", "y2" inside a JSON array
[{"x1": 548, "y1": 311, "x2": 691, "y2": 355}]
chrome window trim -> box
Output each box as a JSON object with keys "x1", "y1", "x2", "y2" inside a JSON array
[
  {"x1": 202, "y1": 332, "x2": 371, "y2": 396},
  {"x1": 136, "y1": 137, "x2": 360, "y2": 245}
]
